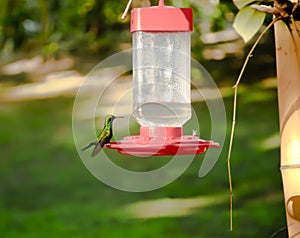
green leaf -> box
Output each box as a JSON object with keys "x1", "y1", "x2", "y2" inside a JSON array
[
  {"x1": 233, "y1": 6, "x2": 266, "y2": 42},
  {"x1": 233, "y1": 0, "x2": 256, "y2": 9}
]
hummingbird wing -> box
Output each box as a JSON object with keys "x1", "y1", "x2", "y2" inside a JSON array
[
  {"x1": 81, "y1": 142, "x2": 98, "y2": 151},
  {"x1": 91, "y1": 143, "x2": 102, "y2": 157},
  {"x1": 91, "y1": 128, "x2": 111, "y2": 157},
  {"x1": 91, "y1": 137, "x2": 110, "y2": 157}
]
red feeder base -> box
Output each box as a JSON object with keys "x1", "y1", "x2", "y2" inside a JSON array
[{"x1": 105, "y1": 126, "x2": 219, "y2": 156}]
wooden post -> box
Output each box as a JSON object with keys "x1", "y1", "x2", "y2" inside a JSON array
[{"x1": 274, "y1": 9, "x2": 300, "y2": 237}]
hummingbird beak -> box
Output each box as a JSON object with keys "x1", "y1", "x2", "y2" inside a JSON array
[{"x1": 111, "y1": 115, "x2": 124, "y2": 121}]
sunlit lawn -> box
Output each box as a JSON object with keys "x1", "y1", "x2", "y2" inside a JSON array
[{"x1": 0, "y1": 81, "x2": 287, "y2": 237}]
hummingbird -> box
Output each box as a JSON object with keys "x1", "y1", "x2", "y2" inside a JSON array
[{"x1": 81, "y1": 115, "x2": 123, "y2": 157}]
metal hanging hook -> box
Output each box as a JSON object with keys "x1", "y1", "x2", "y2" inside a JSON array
[
  {"x1": 121, "y1": 0, "x2": 134, "y2": 20},
  {"x1": 122, "y1": 0, "x2": 164, "y2": 20}
]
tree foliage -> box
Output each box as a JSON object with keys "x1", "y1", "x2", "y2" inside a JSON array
[
  {"x1": 0, "y1": 0, "x2": 235, "y2": 58},
  {"x1": 0, "y1": 0, "x2": 130, "y2": 56}
]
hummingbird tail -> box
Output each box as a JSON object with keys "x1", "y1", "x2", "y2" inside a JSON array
[{"x1": 81, "y1": 142, "x2": 98, "y2": 151}]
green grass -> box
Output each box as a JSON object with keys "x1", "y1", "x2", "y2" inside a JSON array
[{"x1": 0, "y1": 84, "x2": 287, "y2": 237}]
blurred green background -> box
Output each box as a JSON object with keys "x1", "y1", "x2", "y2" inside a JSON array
[{"x1": 0, "y1": 0, "x2": 286, "y2": 237}]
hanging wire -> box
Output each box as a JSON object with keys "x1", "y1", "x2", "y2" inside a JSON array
[
  {"x1": 122, "y1": 0, "x2": 134, "y2": 20},
  {"x1": 122, "y1": 0, "x2": 165, "y2": 20}
]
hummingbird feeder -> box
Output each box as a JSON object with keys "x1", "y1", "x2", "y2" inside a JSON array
[{"x1": 106, "y1": 0, "x2": 219, "y2": 156}]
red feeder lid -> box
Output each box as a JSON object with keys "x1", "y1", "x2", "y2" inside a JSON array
[
  {"x1": 130, "y1": 0, "x2": 193, "y2": 33},
  {"x1": 105, "y1": 127, "x2": 219, "y2": 156}
]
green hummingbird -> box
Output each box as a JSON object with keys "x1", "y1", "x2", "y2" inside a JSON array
[{"x1": 82, "y1": 115, "x2": 123, "y2": 157}]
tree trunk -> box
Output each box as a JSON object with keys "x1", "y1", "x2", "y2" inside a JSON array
[{"x1": 274, "y1": 11, "x2": 300, "y2": 237}]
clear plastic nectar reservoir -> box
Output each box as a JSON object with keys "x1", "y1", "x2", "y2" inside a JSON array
[
  {"x1": 130, "y1": 3, "x2": 193, "y2": 127},
  {"x1": 132, "y1": 31, "x2": 191, "y2": 126}
]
